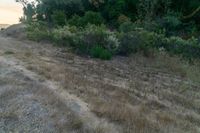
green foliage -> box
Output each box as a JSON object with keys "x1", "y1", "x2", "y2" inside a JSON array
[
  {"x1": 51, "y1": 10, "x2": 66, "y2": 26},
  {"x1": 26, "y1": 21, "x2": 200, "y2": 60},
  {"x1": 68, "y1": 15, "x2": 83, "y2": 27},
  {"x1": 118, "y1": 31, "x2": 144, "y2": 55},
  {"x1": 26, "y1": 21, "x2": 50, "y2": 41},
  {"x1": 24, "y1": 3, "x2": 36, "y2": 22},
  {"x1": 118, "y1": 30, "x2": 161, "y2": 56},
  {"x1": 117, "y1": 14, "x2": 131, "y2": 25},
  {"x1": 52, "y1": 26, "x2": 78, "y2": 46},
  {"x1": 68, "y1": 11, "x2": 104, "y2": 27},
  {"x1": 19, "y1": 0, "x2": 200, "y2": 32},
  {"x1": 83, "y1": 11, "x2": 105, "y2": 26},
  {"x1": 78, "y1": 24, "x2": 119, "y2": 54},
  {"x1": 161, "y1": 37, "x2": 200, "y2": 60},
  {"x1": 21, "y1": 0, "x2": 200, "y2": 60},
  {"x1": 37, "y1": 0, "x2": 85, "y2": 20},
  {"x1": 16, "y1": 0, "x2": 36, "y2": 22},
  {"x1": 101, "y1": 0, "x2": 126, "y2": 24},
  {"x1": 118, "y1": 28, "x2": 200, "y2": 60},
  {"x1": 162, "y1": 15, "x2": 181, "y2": 30},
  {"x1": 137, "y1": 0, "x2": 171, "y2": 20},
  {"x1": 135, "y1": 30, "x2": 200, "y2": 60},
  {"x1": 156, "y1": 12, "x2": 182, "y2": 36},
  {"x1": 51, "y1": 24, "x2": 116, "y2": 60},
  {"x1": 119, "y1": 21, "x2": 137, "y2": 33},
  {"x1": 90, "y1": 45, "x2": 112, "y2": 60}
]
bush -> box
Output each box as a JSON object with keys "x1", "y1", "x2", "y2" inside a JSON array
[
  {"x1": 162, "y1": 15, "x2": 181, "y2": 31},
  {"x1": 68, "y1": 15, "x2": 83, "y2": 27},
  {"x1": 118, "y1": 31, "x2": 144, "y2": 55},
  {"x1": 68, "y1": 11, "x2": 105, "y2": 27},
  {"x1": 134, "y1": 30, "x2": 200, "y2": 60},
  {"x1": 82, "y1": 11, "x2": 105, "y2": 26},
  {"x1": 52, "y1": 26, "x2": 78, "y2": 46},
  {"x1": 50, "y1": 24, "x2": 117, "y2": 60},
  {"x1": 119, "y1": 21, "x2": 137, "y2": 33},
  {"x1": 118, "y1": 30, "x2": 161, "y2": 57},
  {"x1": 90, "y1": 45, "x2": 112, "y2": 60},
  {"x1": 27, "y1": 21, "x2": 50, "y2": 41},
  {"x1": 51, "y1": 10, "x2": 66, "y2": 26},
  {"x1": 77, "y1": 24, "x2": 119, "y2": 54},
  {"x1": 121, "y1": 20, "x2": 162, "y2": 33},
  {"x1": 26, "y1": 21, "x2": 200, "y2": 61},
  {"x1": 117, "y1": 14, "x2": 131, "y2": 25},
  {"x1": 137, "y1": 30, "x2": 167, "y2": 56},
  {"x1": 162, "y1": 36, "x2": 200, "y2": 60},
  {"x1": 157, "y1": 12, "x2": 182, "y2": 36},
  {"x1": 134, "y1": 29, "x2": 200, "y2": 60}
]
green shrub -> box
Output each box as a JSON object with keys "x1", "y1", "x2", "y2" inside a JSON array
[
  {"x1": 137, "y1": 0, "x2": 171, "y2": 20},
  {"x1": 138, "y1": 30, "x2": 165, "y2": 48},
  {"x1": 162, "y1": 15, "x2": 181, "y2": 31},
  {"x1": 118, "y1": 31, "x2": 144, "y2": 55},
  {"x1": 50, "y1": 24, "x2": 118, "y2": 59},
  {"x1": 162, "y1": 36, "x2": 200, "y2": 60},
  {"x1": 157, "y1": 12, "x2": 182, "y2": 36},
  {"x1": 26, "y1": 21, "x2": 200, "y2": 61},
  {"x1": 78, "y1": 24, "x2": 119, "y2": 54},
  {"x1": 52, "y1": 26, "x2": 78, "y2": 46},
  {"x1": 135, "y1": 29, "x2": 200, "y2": 60},
  {"x1": 117, "y1": 14, "x2": 131, "y2": 25},
  {"x1": 68, "y1": 15, "x2": 83, "y2": 27},
  {"x1": 119, "y1": 21, "x2": 137, "y2": 32},
  {"x1": 135, "y1": 30, "x2": 200, "y2": 60},
  {"x1": 83, "y1": 11, "x2": 105, "y2": 26},
  {"x1": 137, "y1": 30, "x2": 166, "y2": 56},
  {"x1": 101, "y1": 0, "x2": 126, "y2": 27},
  {"x1": 27, "y1": 21, "x2": 50, "y2": 41},
  {"x1": 51, "y1": 10, "x2": 66, "y2": 26},
  {"x1": 68, "y1": 11, "x2": 105, "y2": 27},
  {"x1": 90, "y1": 45, "x2": 112, "y2": 60},
  {"x1": 118, "y1": 30, "x2": 162, "y2": 56},
  {"x1": 119, "y1": 20, "x2": 162, "y2": 33},
  {"x1": 142, "y1": 20, "x2": 161, "y2": 33}
]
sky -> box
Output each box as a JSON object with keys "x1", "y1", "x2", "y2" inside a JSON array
[{"x1": 0, "y1": 0, "x2": 23, "y2": 24}]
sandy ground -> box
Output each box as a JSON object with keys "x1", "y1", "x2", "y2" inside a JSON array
[{"x1": 0, "y1": 32, "x2": 200, "y2": 133}]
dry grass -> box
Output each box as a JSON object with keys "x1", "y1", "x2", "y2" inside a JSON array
[
  {"x1": 154, "y1": 52, "x2": 200, "y2": 83},
  {"x1": 23, "y1": 52, "x2": 200, "y2": 132},
  {"x1": 2, "y1": 28, "x2": 199, "y2": 132},
  {"x1": 90, "y1": 98, "x2": 178, "y2": 133},
  {"x1": 9, "y1": 43, "x2": 200, "y2": 133}
]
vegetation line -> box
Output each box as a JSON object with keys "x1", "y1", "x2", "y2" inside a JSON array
[{"x1": 16, "y1": 0, "x2": 200, "y2": 61}]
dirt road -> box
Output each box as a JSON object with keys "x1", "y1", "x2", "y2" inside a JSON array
[{"x1": 0, "y1": 35, "x2": 200, "y2": 133}]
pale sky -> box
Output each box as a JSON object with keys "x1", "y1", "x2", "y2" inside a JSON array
[{"x1": 0, "y1": 0, "x2": 23, "y2": 24}]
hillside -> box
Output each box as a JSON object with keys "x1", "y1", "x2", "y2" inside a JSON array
[
  {"x1": 0, "y1": 24, "x2": 9, "y2": 29},
  {"x1": 1, "y1": 0, "x2": 200, "y2": 132},
  {"x1": 0, "y1": 25, "x2": 200, "y2": 133}
]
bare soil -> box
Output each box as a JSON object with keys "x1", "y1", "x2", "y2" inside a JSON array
[{"x1": 0, "y1": 27, "x2": 200, "y2": 133}]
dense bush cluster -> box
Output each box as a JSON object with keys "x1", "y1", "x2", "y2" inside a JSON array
[
  {"x1": 27, "y1": 22, "x2": 200, "y2": 60},
  {"x1": 27, "y1": 23, "x2": 119, "y2": 60},
  {"x1": 18, "y1": 0, "x2": 200, "y2": 31},
  {"x1": 162, "y1": 37, "x2": 200, "y2": 60},
  {"x1": 19, "y1": 0, "x2": 200, "y2": 60},
  {"x1": 26, "y1": 21, "x2": 51, "y2": 41}
]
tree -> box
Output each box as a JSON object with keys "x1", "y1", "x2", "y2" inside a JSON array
[{"x1": 16, "y1": 0, "x2": 36, "y2": 22}]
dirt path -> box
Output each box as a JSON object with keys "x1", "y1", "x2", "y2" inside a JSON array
[
  {"x1": 0, "y1": 35, "x2": 200, "y2": 133},
  {"x1": 0, "y1": 36, "x2": 120, "y2": 133}
]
